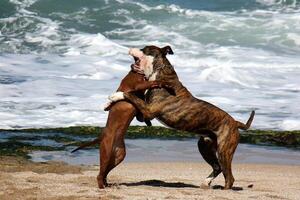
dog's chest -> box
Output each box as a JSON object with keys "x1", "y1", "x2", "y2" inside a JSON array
[{"x1": 144, "y1": 72, "x2": 158, "y2": 100}]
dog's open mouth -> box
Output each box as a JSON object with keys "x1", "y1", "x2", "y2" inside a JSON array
[
  {"x1": 129, "y1": 48, "x2": 145, "y2": 74},
  {"x1": 131, "y1": 56, "x2": 143, "y2": 74},
  {"x1": 132, "y1": 56, "x2": 140, "y2": 67}
]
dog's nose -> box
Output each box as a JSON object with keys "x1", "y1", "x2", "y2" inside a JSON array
[
  {"x1": 128, "y1": 48, "x2": 132, "y2": 55},
  {"x1": 128, "y1": 48, "x2": 137, "y2": 56}
]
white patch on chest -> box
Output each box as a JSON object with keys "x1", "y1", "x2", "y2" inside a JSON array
[{"x1": 145, "y1": 71, "x2": 158, "y2": 99}]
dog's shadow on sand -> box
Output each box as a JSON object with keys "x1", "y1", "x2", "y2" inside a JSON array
[
  {"x1": 120, "y1": 179, "x2": 199, "y2": 188},
  {"x1": 120, "y1": 180, "x2": 244, "y2": 191},
  {"x1": 210, "y1": 185, "x2": 243, "y2": 191}
]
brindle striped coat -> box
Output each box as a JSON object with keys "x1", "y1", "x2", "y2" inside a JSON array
[{"x1": 110, "y1": 45, "x2": 255, "y2": 190}]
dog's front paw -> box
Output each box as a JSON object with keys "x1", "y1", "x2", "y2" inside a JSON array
[{"x1": 109, "y1": 91, "x2": 125, "y2": 102}]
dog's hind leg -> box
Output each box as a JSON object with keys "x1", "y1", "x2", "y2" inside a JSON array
[
  {"x1": 217, "y1": 128, "x2": 239, "y2": 189},
  {"x1": 198, "y1": 134, "x2": 222, "y2": 187},
  {"x1": 97, "y1": 128, "x2": 115, "y2": 189},
  {"x1": 102, "y1": 137, "x2": 126, "y2": 186}
]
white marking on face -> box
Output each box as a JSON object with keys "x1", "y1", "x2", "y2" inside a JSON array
[
  {"x1": 143, "y1": 55, "x2": 154, "y2": 79},
  {"x1": 128, "y1": 48, "x2": 155, "y2": 79},
  {"x1": 109, "y1": 91, "x2": 124, "y2": 102}
]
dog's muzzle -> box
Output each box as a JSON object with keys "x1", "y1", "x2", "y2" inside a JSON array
[{"x1": 129, "y1": 48, "x2": 144, "y2": 74}]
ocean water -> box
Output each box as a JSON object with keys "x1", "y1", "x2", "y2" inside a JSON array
[{"x1": 0, "y1": 0, "x2": 300, "y2": 130}]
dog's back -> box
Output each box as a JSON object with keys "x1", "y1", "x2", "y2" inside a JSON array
[{"x1": 72, "y1": 70, "x2": 147, "y2": 153}]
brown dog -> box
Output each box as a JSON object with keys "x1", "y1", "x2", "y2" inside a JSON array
[
  {"x1": 72, "y1": 67, "x2": 169, "y2": 189},
  {"x1": 109, "y1": 45, "x2": 255, "y2": 190}
]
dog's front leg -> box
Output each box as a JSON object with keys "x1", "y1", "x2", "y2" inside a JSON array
[
  {"x1": 129, "y1": 81, "x2": 172, "y2": 93},
  {"x1": 104, "y1": 81, "x2": 173, "y2": 111},
  {"x1": 109, "y1": 92, "x2": 162, "y2": 120}
]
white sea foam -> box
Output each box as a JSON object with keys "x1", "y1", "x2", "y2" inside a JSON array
[
  {"x1": 24, "y1": 19, "x2": 61, "y2": 47},
  {"x1": 9, "y1": 0, "x2": 38, "y2": 9},
  {"x1": 1, "y1": 0, "x2": 300, "y2": 130},
  {"x1": 257, "y1": 0, "x2": 298, "y2": 7},
  {"x1": 287, "y1": 33, "x2": 300, "y2": 46},
  {"x1": 66, "y1": 33, "x2": 128, "y2": 56},
  {"x1": 281, "y1": 120, "x2": 300, "y2": 130},
  {"x1": 1, "y1": 48, "x2": 299, "y2": 130}
]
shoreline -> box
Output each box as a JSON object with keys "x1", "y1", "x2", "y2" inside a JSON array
[{"x1": 0, "y1": 126, "x2": 299, "y2": 160}]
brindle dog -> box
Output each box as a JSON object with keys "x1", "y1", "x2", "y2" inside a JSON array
[{"x1": 109, "y1": 45, "x2": 255, "y2": 190}]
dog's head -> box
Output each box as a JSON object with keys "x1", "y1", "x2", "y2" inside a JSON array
[{"x1": 129, "y1": 45, "x2": 174, "y2": 80}]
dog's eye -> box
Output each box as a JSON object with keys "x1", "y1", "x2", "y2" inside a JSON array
[{"x1": 142, "y1": 50, "x2": 151, "y2": 56}]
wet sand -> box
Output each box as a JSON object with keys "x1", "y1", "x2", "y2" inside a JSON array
[{"x1": 1, "y1": 156, "x2": 300, "y2": 200}]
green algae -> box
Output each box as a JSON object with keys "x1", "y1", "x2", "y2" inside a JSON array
[{"x1": 0, "y1": 138, "x2": 64, "y2": 158}]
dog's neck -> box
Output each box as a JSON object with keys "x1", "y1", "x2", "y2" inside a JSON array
[{"x1": 156, "y1": 63, "x2": 191, "y2": 97}]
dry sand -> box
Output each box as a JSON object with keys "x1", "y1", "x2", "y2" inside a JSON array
[{"x1": 0, "y1": 156, "x2": 299, "y2": 200}]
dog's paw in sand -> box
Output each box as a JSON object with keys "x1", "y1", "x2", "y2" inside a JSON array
[{"x1": 109, "y1": 92, "x2": 124, "y2": 102}]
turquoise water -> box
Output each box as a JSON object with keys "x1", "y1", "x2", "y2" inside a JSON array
[{"x1": 1, "y1": 0, "x2": 300, "y2": 129}]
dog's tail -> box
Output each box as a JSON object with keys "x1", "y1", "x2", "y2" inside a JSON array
[
  {"x1": 236, "y1": 110, "x2": 255, "y2": 130},
  {"x1": 71, "y1": 138, "x2": 100, "y2": 153}
]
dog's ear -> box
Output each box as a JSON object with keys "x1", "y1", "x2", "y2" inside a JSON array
[{"x1": 161, "y1": 46, "x2": 174, "y2": 55}]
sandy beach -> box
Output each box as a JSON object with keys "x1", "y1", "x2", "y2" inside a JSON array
[{"x1": 1, "y1": 156, "x2": 299, "y2": 200}]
